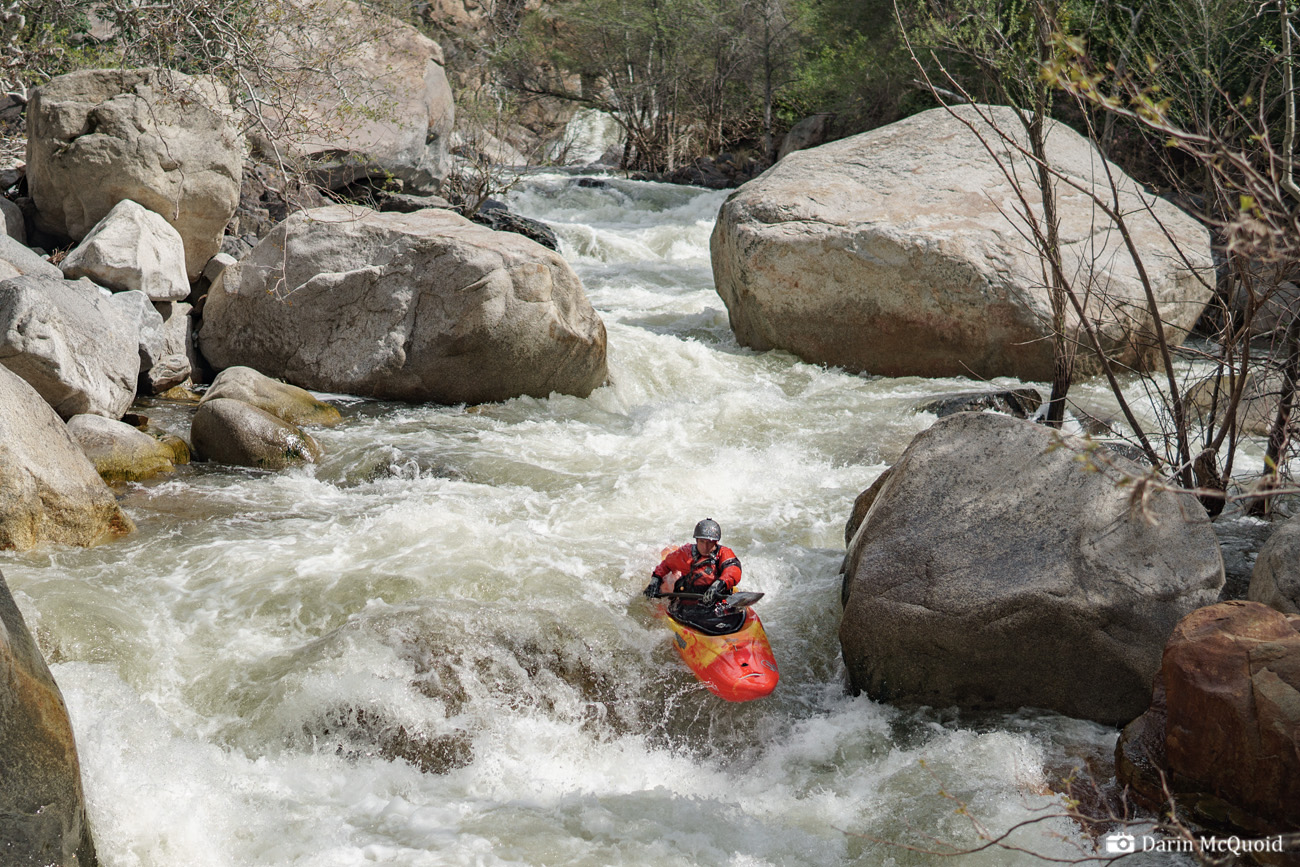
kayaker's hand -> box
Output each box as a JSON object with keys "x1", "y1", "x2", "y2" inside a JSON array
[
  {"x1": 701, "y1": 579, "x2": 728, "y2": 606},
  {"x1": 643, "y1": 578, "x2": 661, "y2": 599}
]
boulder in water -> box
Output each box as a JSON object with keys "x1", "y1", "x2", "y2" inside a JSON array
[
  {"x1": 840, "y1": 411, "x2": 1224, "y2": 724},
  {"x1": 201, "y1": 366, "x2": 341, "y2": 427},
  {"x1": 0, "y1": 364, "x2": 134, "y2": 550},
  {"x1": 911, "y1": 388, "x2": 1043, "y2": 420},
  {"x1": 26, "y1": 67, "x2": 242, "y2": 279},
  {"x1": 190, "y1": 397, "x2": 322, "y2": 469},
  {"x1": 0, "y1": 567, "x2": 99, "y2": 866},
  {"x1": 199, "y1": 205, "x2": 607, "y2": 404},
  {"x1": 66, "y1": 413, "x2": 182, "y2": 483},
  {"x1": 712, "y1": 105, "x2": 1213, "y2": 381}
]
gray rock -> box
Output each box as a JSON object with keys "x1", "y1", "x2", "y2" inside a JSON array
[
  {"x1": 66, "y1": 412, "x2": 178, "y2": 482},
  {"x1": 839, "y1": 412, "x2": 1224, "y2": 725},
  {"x1": 0, "y1": 566, "x2": 99, "y2": 865},
  {"x1": 248, "y1": 0, "x2": 453, "y2": 193},
  {"x1": 0, "y1": 364, "x2": 133, "y2": 550},
  {"x1": 200, "y1": 205, "x2": 607, "y2": 404},
  {"x1": 190, "y1": 398, "x2": 322, "y2": 469},
  {"x1": 912, "y1": 388, "x2": 1043, "y2": 420},
  {"x1": 778, "y1": 113, "x2": 834, "y2": 160},
  {"x1": 378, "y1": 193, "x2": 455, "y2": 214},
  {"x1": 154, "y1": 301, "x2": 197, "y2": 379},
  {"x1": 0, "y1": 233, "x2": 61, "y2": 280},
  {"x1": 219, "y1": 235, "x2": 254, "y2": 259},
  {"x1": 1248, "y1": 514, "x2": 1300, "y2": 614},
  {"x1": 201, "y1": 252, "x2": 236, "y2": 284},
  {"x1": 106, "y1": 289, "x2": 166, "y2": 369},
  {"x1": 202, "y1": 366, "x2": 341, "y2": 426},
  {"x1": 712, "y1": 105, "x2": 1214, "y2": 381},
  {"x1": 0, "y1": 275, "x2": 140, "y2": 418},
  {"x1": 26, "y1": 67, "x2": 242, "y2": 279},
  {"x1": 145, "y1": 354, "x2": 191, "y2": 393},
  {"x1": 468, "y1": 208, "x2": 559, "y2": 251},
  {"x1": 0, "y1": 197, "x2": 24, "y2": 244},
  {"x1": 59, "y1": 199, "x2": 191, "y2": 300}
]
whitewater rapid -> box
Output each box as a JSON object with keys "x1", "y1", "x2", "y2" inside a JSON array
[{"x1": 1, "y1": 174, "x2": 1151, "y2": 866}]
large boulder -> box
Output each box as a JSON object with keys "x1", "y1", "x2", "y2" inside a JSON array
[
  {"x1": 712, "y1": 105, "x2": 1214, "y2": 381},
  {"x1": 190, "y1": 398, "x2": 322, "y2": 470},
  {"x1": 199, "y1": 205, "x2": 607, "y2": 403},
  {"x1": 202, "y1": 366, "x2": 340, "y2": 427},
  {"x1": 66, "y1": 413, "x2": 182, "y2": 483},
  {"x1": 26, "y1": 67, "x2": 242, "y2": 278},
  {"x1": 250, "y1": 0, "x2": 454, "y2": 193},
  {"x1": 0, "y1": 568, "x2": 98, "y2": 865},
  {"x1": 0, "y1": 275, "x2": 140, "y2": 419},
  {"x1": 839, "y1": 412, "x2": 1224, "y2": 724},
  {"x1": 1249, "y1": 514, "x2": 1300, "y2": 614},
  {"x1": 0, "y1": 364, "x2": 133, "y2": 550},
  {"x1": 0, "y1": 234, "x2": 62, "y2": 281},
  {"x1": 59, "y1": 199, "x2": 190, "y2": 301},
  {"x1": 1117, "y1": 601, "x2": 1300, "y2": 836}
]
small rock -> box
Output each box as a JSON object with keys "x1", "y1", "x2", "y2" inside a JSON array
[
  {"x1": 0, "y1": 198, "x2": 24, "y2": 244},
  {"x1": 377, "y1": 193, "x2": 455, "y2": 213},
  {"x1": 66, "y1": 413, "x2": 179, "y2": 482},
  {"x1": 201, "y1": 252, "x2": 236, "y2": 284},
  {"x1": 59, "y1": 199, "x2": 191, "y2": 300},
  {"x1": 912, "y1": 388, "x2": 1043, "y2": 420},
  {"x1": 202, "y1": 366, "x2": 341, "y2": 426},
  {"x1": 1248, "y1": 513, "x2": 1300, "y2": 614},
  {"x1": 468, "y1": 207, "x2": 559, "y2": 251}
]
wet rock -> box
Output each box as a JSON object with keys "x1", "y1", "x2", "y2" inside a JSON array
[
  {"x1": 712, "y1": 105, "x2": 1213, "y2": 381},
  {"x1": 58, "y1": 199, "x2": 190, "y2": 300},
  {"x1": 26, "y1": 67, "x2": 242, "y2": 279},
  {"x1": 0, "y1": 364, "x2": 133, "y2": 550},
  {"x1": 1117, "y1": 601, "x2": 1300, "y2": 837},
  {"x1": 912, "y1": 387, "x2": 1043, "y2": 420},
  {"x1": 840, "y1": 412, "x2": 1224, "y2": 725},
  {"x1": 190, "y1": 397, "x2": 322, "y2": 469},
  {"x1": 306, "y1": 705, "x2": 473, "y2": 775},
  {"x1": 0, "y1": 275, "x2": 140, "y2": 419},
  {"x1": 66, "y1": 413, "x2": 180, "y2": 483},
  {"x1": 1249, "y1": 513, "x2": 1300, "y2": 614},
  {"x1": 0, "y1": 567, "x2": 98, "y2": 866},
  {"x1": 200, "y1": 205, "x2": 607, "y2": 404},
  {"x1": 201, "y1": 366, "x2": 341, "y2": 427},
  {"x1": 376, "y1": 192, "x2": 455, "y2": 214},
  {"x1": 468, "y1": 206, "x2": 559, "y2": 251}
]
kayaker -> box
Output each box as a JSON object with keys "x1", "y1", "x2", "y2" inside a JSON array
[{"x1": 643, "y1": 518, "x2": 741, "y2": 605}]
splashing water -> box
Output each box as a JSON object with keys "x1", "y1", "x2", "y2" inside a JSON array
[{"x1": 1, "y1": 173, "x2": 1155, "y2": 867}]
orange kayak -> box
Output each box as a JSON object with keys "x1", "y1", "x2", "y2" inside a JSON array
[{"x1": 651, "y1": 573, "x2": 779, "y2": 702}]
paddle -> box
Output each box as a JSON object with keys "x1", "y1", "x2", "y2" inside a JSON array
[{"x1": 652, "y1": 590, "x2": 764, "y2": 609}]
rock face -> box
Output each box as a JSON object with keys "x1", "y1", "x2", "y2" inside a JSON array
[
  {"x1": 1249, "y1": 514, "x2": 1300, "y2": 614},
  {"x1": 0, "y1": 364, "x2": 133, "y2": 550},
  {"x1": 190, "y1": 398, "x2": 322, "y2": 469},
  {"x1": 202, "y1": 366, "x2": 341, "y2": 427},
  {"x1": 200, "y1": 205, "x2": 607, "y2": 404},
  {"x1": 66, "y1": 413, "x2": 180, "y2": 482},
  {"x1": 0, "y1": 234, "x2": 62, "y2": 280},
  {"x1": 839, "y1": 412, "x2": 1224, "y2": 725},
  {"x1": 1117, "y1": 601, "x2": 1300, "y2": 836},
  {"x1": 251, "y1": 0, "x2": 454, "y2": 193},
  {"x1": 59, "y1": 199, "x2": 190, "y2": 301},
  {"x1": 0, "y1": 275, "x2": 140, "y2": 419},
  {"x1": 712, "y1": 105, "x2": 1214, "y2": 381},
  {"x1": 0, "y1": 568, "x2": 98, "y2": 866},
  {"x1": 26, "y1": 67, "x2": 242, "y2": 278}
]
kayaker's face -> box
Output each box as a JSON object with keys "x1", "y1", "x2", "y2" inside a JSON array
[{"x1": 695, "y1": 538, "x2": 717, "y2": 555}]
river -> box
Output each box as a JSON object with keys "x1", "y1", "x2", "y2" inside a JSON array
[{"x1": 2, "y1": 174, "x2": 1188, "y2": 866}]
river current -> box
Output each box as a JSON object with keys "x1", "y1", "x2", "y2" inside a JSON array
[{"x1": 3, "y1": 175, "x2": 1187, "y2": 866}]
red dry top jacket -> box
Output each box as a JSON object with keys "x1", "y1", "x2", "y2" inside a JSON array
[{"x1": 652, "y1": 543, "x2": 742, "y2": 592}]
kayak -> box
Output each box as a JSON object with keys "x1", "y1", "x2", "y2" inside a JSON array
[{"x1": 650, "y1": 573, "x2": 780, "y2": 702}]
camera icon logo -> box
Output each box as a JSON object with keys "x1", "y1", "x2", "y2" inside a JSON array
[{"x1": 1105, "y1": 832, "x2": 1137, "y2": 854}]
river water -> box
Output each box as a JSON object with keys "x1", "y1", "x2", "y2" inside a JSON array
[{"x1": 2, "y1": 175, "x2": 1187, "y2": 866}]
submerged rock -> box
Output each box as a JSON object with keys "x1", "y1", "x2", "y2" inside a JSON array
[
  {"x1": 1116, "y1": 601, "x2": 1300, "y2": 838},
  {"x1": 190, "y1": 398, "x2": 321, "y2": 469},
  {"x1": 0, "y1": 567, "x2": 98, "y2": 866},
  {"x1": 199, "y1": 205, "x2": 607, "y2": 404},
  {"x1": 201, "y1": 366, "x2": 341, "y2": 427},
  {"x1": 0, "y1": 364, "x2": 133, "y2": 551},
  {"x1": 712, "y1": 105, "x2": 1213, "y2": 381},
  {"x1": 839, "y1": 412, "x2": 1223, "y2": 725}
]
